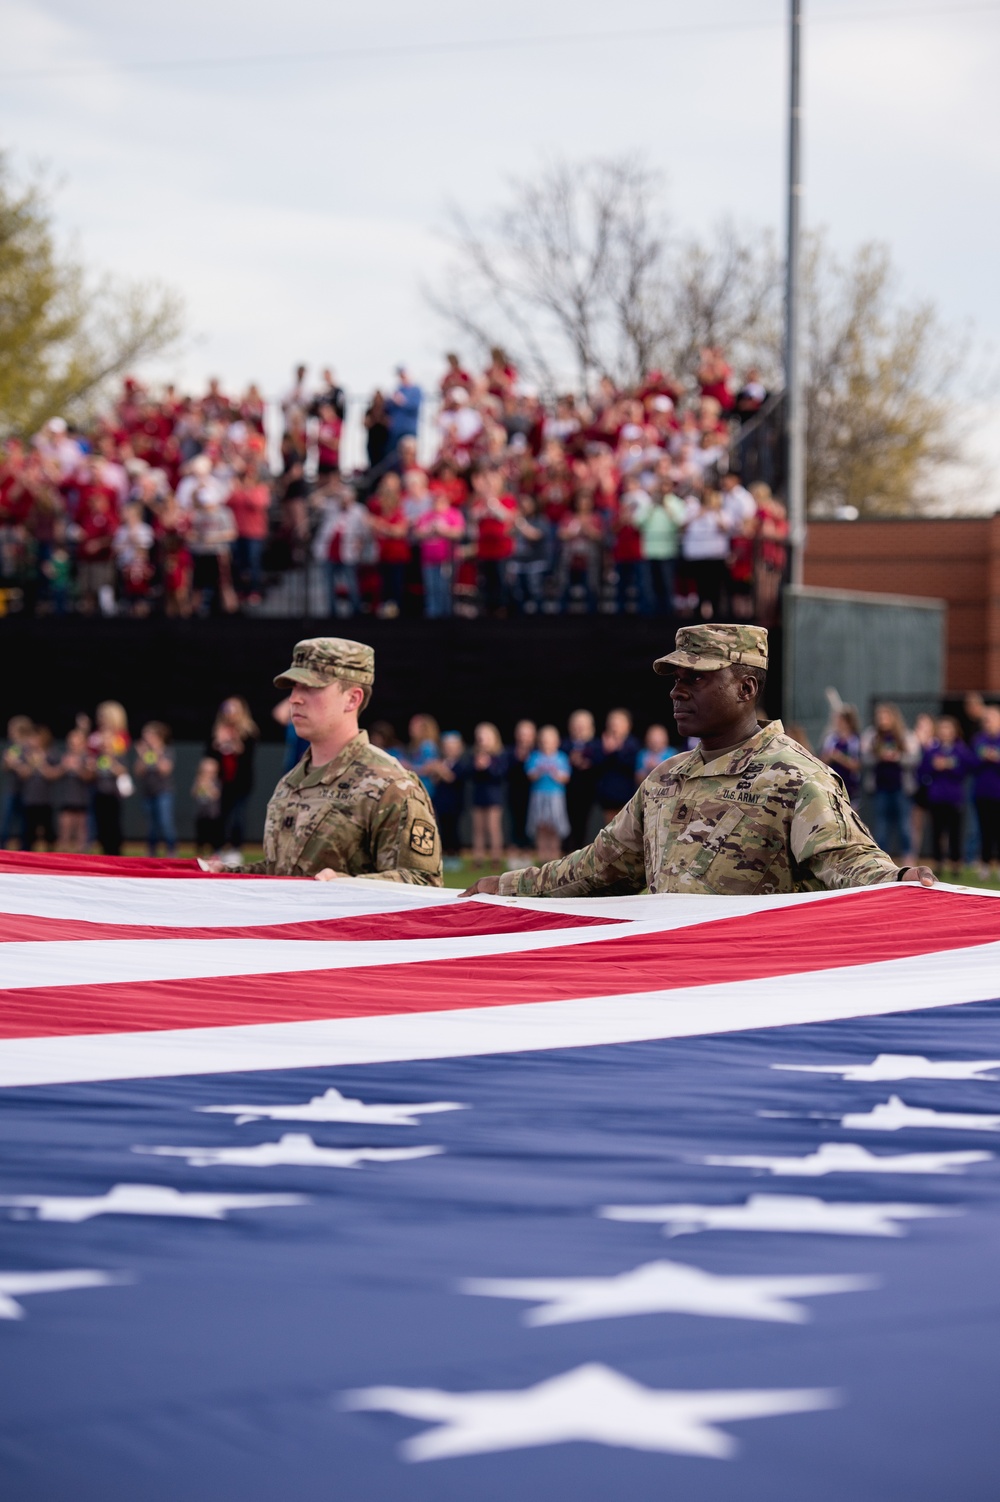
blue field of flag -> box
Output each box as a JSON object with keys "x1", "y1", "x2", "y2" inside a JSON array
[{"x1": 1, "y1": 998, "x2": 999, "y2": 1501}]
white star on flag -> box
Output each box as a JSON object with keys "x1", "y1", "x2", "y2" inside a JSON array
[
  {"x1": 839, "y1": 1096, "x2": 1000, "y2": 1133},
  {"x1": 133, "y1": 1134, "x2": 443, "y2": 1169},
  {"x1": 599, "y1": 1193, "x2": 961, "y2": 1238},
  {"x1": 0, "y1": 1269, "x2": 117, "y2": 1320},
  {"x1": 701, "y1": 1143, "x2": 993, "y2": 1176},
  {"x1": 460, "y1": 1259, "x2": 875, "y2": 1325},
  {"x1": 343, "y1": 1363, "x2": 839, "y2": 1461},
  {"x1": 198, "y1": 1087, "x2": 465, "y2": 1127},
  {"x1": 773, "y1": 1054, "x2": 1000, "y2": 1082},
  {"x1": 0, "y1": 1184, "x2": 307, "y2": 1222}
]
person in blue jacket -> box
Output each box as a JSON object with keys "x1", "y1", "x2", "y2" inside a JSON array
[
  {"x1": 918, "y1": 716, "x2": 976, "y2": 877},
  {"x1": 387, "y1": 368, "x2": 422, "y2": 451}
]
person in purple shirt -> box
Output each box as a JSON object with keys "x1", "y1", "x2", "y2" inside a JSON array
[
  {"x1": 972, "y1": 703, "x2": 1000, "y2": 875},
  {"x1": 918, "y1": 716, "x2": 976, "y2": 876},
  {"x1": 821, "y1": 707, "x2": 862, "y2": 808}
]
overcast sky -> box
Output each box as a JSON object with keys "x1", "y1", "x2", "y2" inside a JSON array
[{"x1": 3, "y1": 0, "x2": 999, "y2": 490}]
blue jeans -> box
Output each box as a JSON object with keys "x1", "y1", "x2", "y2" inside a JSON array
[
  {"x1": 510, "y1": 561, "x2": 546, "y2": 613},
  {"x1": 616, "y1": 559, "x2": 643, "y2": 613},
  {"x1": 422, "y1": 562, "x2": 452, "y2": 618},
  {"x1": 328, "y1": 562, "x2": 360, "y2": 615},
  {"x1": 874, "y1": 788, "x2": 910, "y2": 858},
  {"x1": 144, "y1": 793, "x2": 177, "y2": 856},
  {"x1": 561, "y1": 564, "x2": 598, "y2": 613},
  {"x1": 0, "y1": 790, "x2": 24, "y2": 848},
  {"x1": 642, "y1": 558, "x2": 676, "y2": 616},
  {"x1": 232, "y1": 536, "x2": 264, "y2": 596},
  {"x1": 381, "y1": 562, "x2": 405, "y2": 609}
]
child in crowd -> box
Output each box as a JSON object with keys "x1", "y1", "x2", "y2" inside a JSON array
[
  {"x1": 429, "y1": 732, "x2": 466, "y2": 865},
  {"x1": 1, "y1": 714, "x2": 33, "y2": 849},
  {"x1": 40, "y1": 521, "x2": 74, "y2": 614},
  {"x1": 973, "y1": 704, "x2": 1000, "y2": 877},
  {"x1": 526, "y1": 725, "x2": 571, "y2": 862},
  {"x1": 192, "y1": 757, "x2": 222, "y2": 855},
  {"x1": 635, "y1": 724, "x2": 676, "y2": 784},
  {"x1": 595, "y1": 708, "x2": 640, "y2": 822},
  {"x1": 909, "y1": 712, "x2": 937, "y2": 858},
  {"x1": 134, "y1": 721, "x2": 177, "y2": 856},
  {"x1": 20, "y1": 725, "x2": 60, "y2": 851},
  {"x1": 862, "y1": 702, "x2": 916, "y2": 861},
  {"x1": 88, "y1": 727, "x2": 130, "y2": 857},
  {"x1": 918, "y1": 716, "x2": 975, "y2": 877},
  {"x1": 89, "y1": 700, "x2": 131, "y2": 759},
  {"x1": 821, "y1": 707, "x2": 862, "y2": 808},
  {"x1": 404, "y1": 715, "x2": 441, "y2": 795},
  {"x1": 57, "y1": 727, "x2": 92, "y2": 852},
  {"x1": 467, "y1": 721, "x2": 508, "y2": 865}
]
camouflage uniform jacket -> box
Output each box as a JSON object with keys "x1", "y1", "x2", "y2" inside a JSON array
[
  {"x1": 497, "y1": 720, "x2": 898, "y2": 898},
  {"x1": 241, "y1": 731, "x2": 442, "y2": 884}
]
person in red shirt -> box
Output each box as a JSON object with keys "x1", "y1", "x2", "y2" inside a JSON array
[
  {"x1": 368, "y1": 473, "x2": 410, "y2": 618},
  {"x1": 227, "y1": 459, "x2": 272, "y2": 603},
  {"x1": 557, "y1": 490, "x2": 605, "y2": 613},
  {"x1": 77, "y1": 490, "x2": 118, "y2": 613},
  {"x1": 429, "y1": 457, "x2": 469, "y2": 511},
  {"x1": 316, "y1": 403, "x2": 343, "y2": 478},
  {"x1": 484, "y1": 346, "x2": 517, "y2": 400},
  {"x1": 154, "y1": 491, "x2": 192, "y2": 617},
  {"x1": 470, "y1": 462, "x2": 516, "y2": 616},
  {"x1": 535, "y1": 440, "x2": 576, "y2": 529},
  {"x1": 239, "y1": 384, "x2": 267, "y2": 433},
  {"x1": 613, "y1": 476, "x2": 646, "y2": 613},
  {"x1": 440, "y1": 352, "x2": 472, "y2": 395},
  {"x1": 696, "y1": 346, "x2": 734, "y2": 412}
]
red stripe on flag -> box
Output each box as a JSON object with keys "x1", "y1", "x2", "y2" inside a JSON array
[
  {"x1": 0, "y1": 852, "x2": 215, "y2": 878},
  {"x1": 1, "y1": 888, "x2": 997, "y2": 1040},
  {"x1": 0, "y1": 905, "x2": 616, "y2": 944}
]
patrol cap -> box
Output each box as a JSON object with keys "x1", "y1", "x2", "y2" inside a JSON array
[
  {"x1": 653, "y1": 624, "x2": 768, "y2": 675},
  {"x1": 274, "y1": 638, "x2": 375, "y2": 691}
]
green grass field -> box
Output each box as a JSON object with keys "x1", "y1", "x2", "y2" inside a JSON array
[{"x1": 103, "y1": 845, "x2": 1000, "y2": 892}]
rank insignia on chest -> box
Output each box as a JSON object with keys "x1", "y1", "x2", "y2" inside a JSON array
[
  {"x1": 283, "y1": 815, "x2": 295, "y2": 829},
  {"x1": 409, "y1": 820, "x2": 436, "y2": 856}
]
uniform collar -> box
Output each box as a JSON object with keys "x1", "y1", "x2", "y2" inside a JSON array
[
  {"x1": 689, "y1": 720, "x2": 784, "y2": 778},
  {"x1": 287, "y1": 730, "x2": 370, "y2": 789}
]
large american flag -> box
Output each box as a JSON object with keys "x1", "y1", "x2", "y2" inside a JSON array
[{"x1": 0, "y1": 851, "x2": 998, "y2": 1500}]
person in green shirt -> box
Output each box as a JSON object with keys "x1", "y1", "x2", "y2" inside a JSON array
[{"x1": 638, "y1": 485, "x2": 686, "y2": 616}]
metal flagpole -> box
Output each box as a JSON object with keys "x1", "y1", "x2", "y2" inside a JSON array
[{"x1": 785, "y1": 0, "x2": 806, "y2": 585}]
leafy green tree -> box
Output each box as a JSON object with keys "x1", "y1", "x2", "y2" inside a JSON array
[{"x1": 0, "y1": 155, "x2": 182, "y2": 435}]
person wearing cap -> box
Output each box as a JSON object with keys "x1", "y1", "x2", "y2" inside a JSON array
[
  {"x1": 464, "y1": 624, "x2": 934, "y2": 900},
  {"x1": 217, "y1": 638, "x2": 442, "y2": 884}
]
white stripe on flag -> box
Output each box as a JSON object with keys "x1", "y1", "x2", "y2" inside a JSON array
[{"x1": 2, "y1": 938, "x2": 998, "y2": 1089}]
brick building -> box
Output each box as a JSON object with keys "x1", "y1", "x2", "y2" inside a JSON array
[{"x1": 804, "y1": 517, "x2": 1000, "y2": 691}]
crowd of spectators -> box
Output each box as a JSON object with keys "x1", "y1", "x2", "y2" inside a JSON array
[
  {"x1": 2, "y1": 696, "x2": 259, "y2": 860},
  {"x1": 0, "y1": 349, "x2": 788, "y2": 622},
  {"x1": 816, "y1": 693, "x2": 1000, "y2": 879},
  {"x1": 9, "y1": 693, "x2": 1000, "y2": 879}
]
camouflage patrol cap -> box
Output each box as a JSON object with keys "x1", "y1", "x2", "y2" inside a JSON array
[
  {"x1": 653, "y1": 624, "x2": 768, "y2": 674},
  {"x1": 274, "y1": 638, "x2": 375, "y2": 691}
]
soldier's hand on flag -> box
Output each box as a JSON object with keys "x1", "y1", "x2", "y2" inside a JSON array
[{"x1": 899, "y1": 866, "x2": 936, "y2": 887}]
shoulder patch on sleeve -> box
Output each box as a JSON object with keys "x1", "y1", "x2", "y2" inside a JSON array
[{"x1": 409, "y1": 819, "x2": 437, "y2": 856}]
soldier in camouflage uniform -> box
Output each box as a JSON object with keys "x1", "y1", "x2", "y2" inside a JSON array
[
  {"x1": 465, "y1": 625, "x2": 933, "y2": 900},
  {"x1": 228, "y1": 639, "x2": 442, "y2": 884}
]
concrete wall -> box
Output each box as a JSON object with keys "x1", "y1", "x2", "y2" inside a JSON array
[
  {"x1": 804, "y1": 516, "x2": 1000, "y2": 691},
  {"x1": 784, "y1": 585, "x2": 945, "y2": 751}
]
